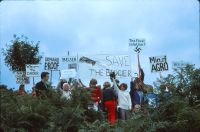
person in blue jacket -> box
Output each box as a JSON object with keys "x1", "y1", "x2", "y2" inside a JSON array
[{"x1": 130, "y1": 67, "x2": 145, "y2": 111}]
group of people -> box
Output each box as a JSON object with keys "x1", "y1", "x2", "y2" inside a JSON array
[{"x1": 17, "y1": 66, "x2": 160, "y2": 125}]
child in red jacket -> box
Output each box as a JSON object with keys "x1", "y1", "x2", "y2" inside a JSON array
[{"x1": 87, "y1": 79, "x2": 102, "y2": 111}]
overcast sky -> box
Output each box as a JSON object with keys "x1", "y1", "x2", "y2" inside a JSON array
[{"x1": 0, "y1": 0, "x2": 199, "y2": 92}]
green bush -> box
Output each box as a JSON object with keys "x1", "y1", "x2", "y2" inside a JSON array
[{"x1": 1, "y1": 65, "x2": 200, "y2": 132}]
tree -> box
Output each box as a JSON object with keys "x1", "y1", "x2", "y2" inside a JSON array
[
  {"x1": 1, "y1": 64, "x2": 200, "y2": 132},
  {"x1": 2, "y1": 35, "x2": 42, "y2": 72}
]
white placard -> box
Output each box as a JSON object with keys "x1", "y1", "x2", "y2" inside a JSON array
[
  {"x1": 15, "y1": 71, "x2": 29, "y2": 84},
  {"x1": 129, "y1": 38, "x2": 146, "y2": 53},
  {"x1": 45, "y1": 57, "x2": 59, "y2": 70},
  {"x1": 61, "y1": 56, "x2": 78, "y2": 71},
  {"x1": 172, "y1": 61, "x2": 188, "y2": 69},
  {"x1": 149, "y1": 55, "x2": 168, "y2": 73},
  {"x1": 78, "y1": 54, "x2": 132, "y2": 78},
  {"x1": 26, "y1": 64, "x2": 40, "y2": 77},
  {"x1": 60, "y1": 69, "x2": 77, "y2": 79},
  {"x1": 62, "y1": 56, "x2": 77, "y2": 64}
]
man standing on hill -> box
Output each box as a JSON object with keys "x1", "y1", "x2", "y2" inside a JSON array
[{"x1": 35, "y1": 72, "x2": 50, "y2": 98}]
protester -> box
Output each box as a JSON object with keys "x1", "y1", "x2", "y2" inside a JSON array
[
  {"x1": 111, "y1": 72, "x2": 132, "y2": 120},
  {"x1": 130, "y1": 64, "x2": 146, "y2": 111},
  {"x1": 35, "y1": 72, "x2": 50, "y2": 98},
  {"x1": 31, "y1": 85, "x2": 36, "y2": 97},
  {"x1": 160, "y1": 84, "x2": 171, "y2": 101},
  {"x1": 56, "y1": 77, "x2": 67, "y2": 93},
  {"x1": 131, "y1": 77, "x2": 144, "y2": 110},
  {"x1": 87, "y1": 79, "x2": 102, "y2": 111},
  {"x1": 111, "y1": 79, "x2": 120, "y2": 119},
  {"x1": 143, "y1": 88, "x2": 159, "y2": 108},
  {"x1": 102, "y1": 81, "x2": 116, "y2": 124},
  {"x1": 61, "y1": 83, "x2": 72, "y2": 100},
  {"x1": 17, "y1": 84, "x2": 26, "y2": 96}
]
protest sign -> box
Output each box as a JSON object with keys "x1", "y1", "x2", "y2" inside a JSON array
[
  {"x1": 149, "y1": 55, "x2": 168, "y2": 73},
  {"x1": 62, "y1": 56, "x2": 78, "y2": 70},
  {"x1": 26, "y1": 64, "x2": 40, "y2": 77},
  {"x1": 172, "y1": 61, "x2": 188, "y2": 69},
  {"x1": 78, "y1": 54, "x2": 132, "y2": 78},
  {"x1": 15, "y1": 71, "x2": 29, "y2": 84},
  {"x1": 62, "y1": 56, "x2": 77, "y2": 63},
  {"x1": 129, "y1": 38, "x2": 146, "y2": 53},
  {"x1": 44, "y1": 57, "x2": 59, "y2": 70},
  {"x1": 60, "y1": 69, "x2": 77, "y2": 79}
]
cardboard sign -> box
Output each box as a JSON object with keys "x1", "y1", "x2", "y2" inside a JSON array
[
  {"x1": 15, "y1": 71, "x2": 30, "y2": 84},
  {"x1": 129, "y1": 38, "x2": 145, "y2": 53},
  {"x1": 45, "y1": 57, "x2": 59, "y2": 70},
  {"x1": 68, "y1": 63, "x2": 77, "y2": 70},
  {"x1": 61, "y1": 56, "x2": 78, "y2": 71},
  {"x1": 78, "y1": 54, "x2": 132, "y2": 78},
  {"x1": 26, "y1": 64, "x2": 40, "y2": 77},
  {"x1": 149, "y1": 55, "x2": 168, "y2": 73},
  {"x1": 62, "y1": 56, "x2": 77, "y2": 63},
  {"x1": 60, "y1": 69, "x2": 77, "y2": 79},
  {"x1": 172, "y1": 61, "x2": 188, "y2": 69}
]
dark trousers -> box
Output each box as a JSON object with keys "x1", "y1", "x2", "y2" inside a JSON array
[{"x1": 118, "y1": 108, "x2": 131, "y2": 120}]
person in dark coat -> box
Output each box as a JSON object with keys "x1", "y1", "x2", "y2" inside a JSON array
[
  {"x1": 130, "y1": 68, "x2": 145, "y2": 111},
  {"x1": 102, "y1": 81, "x2": 116, "y2": 124},
  {"x1": 35, "y1": 72, "x2": 50, "y2": 98}
]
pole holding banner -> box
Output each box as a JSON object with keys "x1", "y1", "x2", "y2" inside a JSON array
[
  {"x1": 33, "y1": 77, "x2": 35, "y2": 85},
  {"x1": 50, "y1": 70, "x2": 53, "y2": 83}
]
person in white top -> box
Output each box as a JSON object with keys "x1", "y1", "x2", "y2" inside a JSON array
[
  {"x1": 61, "y1": 83, "x2": 72, "y2": 100},
  {"x1": 111, "y1": 74, "x2": 132, "y2": 120}
]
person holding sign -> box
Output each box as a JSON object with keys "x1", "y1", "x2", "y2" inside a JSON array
[
  {"x1": 35, "y1": 72, "x2": 50, "y2": 98},
  {"x1": 130, "y1": 53, "x2": 146, "y2": 112},
  {"x1": 110, "y1": 72, "x2": 132, "y2": 120}
]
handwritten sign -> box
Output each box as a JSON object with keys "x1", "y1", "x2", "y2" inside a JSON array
[
  {"x1": 62, "y1": 56, "x2": 77, "y2": 64},
  {"x1": 79, "y1": 54, "x2": 132, "y2": 78},
  {"x1": 15, "y1": 71, "x2": 29, "y2": 84},
  {"x1": 149, "y1": 55, "x2": 168, "y2": 73},
  {"x1": 45, "y1": 57, "x2": 59, "y2": 70},
  {"x1": 26, "y1": 64, "x2": 40, "y2": 77},
  {"x1": 62, "y1": 56, "x2": 78, "y2": 71},
  {"x1": 129, "y1": 38, "x2": 146, "y2": 53},
  {"x1": 60, "y1": 69, "x2": 77, "y2": 79},
  {"x1": 172, "y1": 61, "x2": 188, "y2": 69}
]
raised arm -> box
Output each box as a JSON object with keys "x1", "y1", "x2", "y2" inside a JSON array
[
  {"x1": 112, "y1": 78, "x2": 120, "y2": 93},
  {"x1": 140, "y1": 68, "x2": 144, "y2": 82},
  {"x1": 78, "y1": 79, "x2": 86, "y2": 88},
  {"x1": 137, "y1": 53, "x2": 144, "y2": 82}
]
